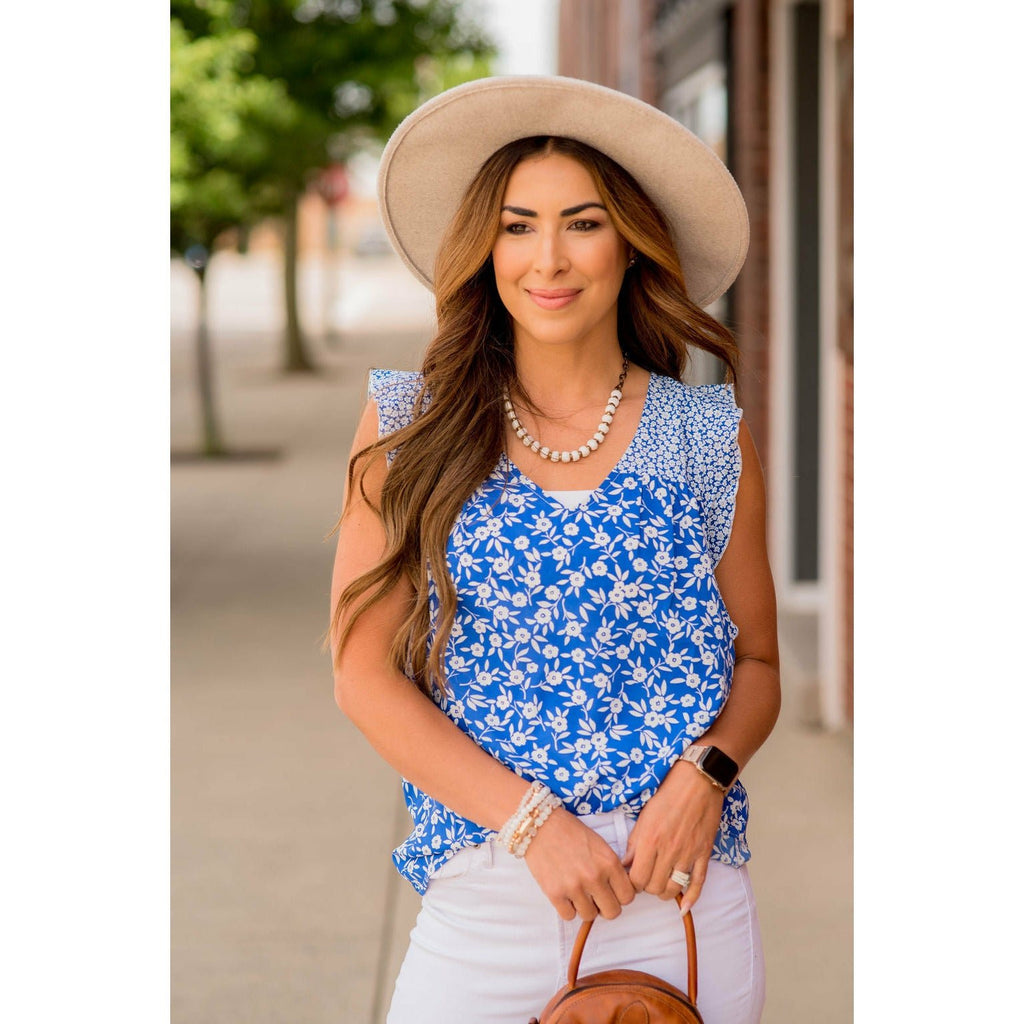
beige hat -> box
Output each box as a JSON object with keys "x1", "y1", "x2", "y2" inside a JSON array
[{"x1": 376, "y1": 75, "x2": 749, "y2": 309}]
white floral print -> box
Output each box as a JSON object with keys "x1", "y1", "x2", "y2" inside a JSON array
[{"x1": 368, "y1": 368, "x2": 749, "y2": 894}]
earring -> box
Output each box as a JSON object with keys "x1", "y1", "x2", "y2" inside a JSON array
[{"x1": 628, "y1": 253, "x2": 639, "y2": 268}]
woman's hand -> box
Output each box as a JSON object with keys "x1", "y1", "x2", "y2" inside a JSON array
[
  {"x1": 523, "y1": 807, "x2": 637, "y2": 922},
  {"x1": 623, "y1": 762, "x2": 726, "y2": 915}
]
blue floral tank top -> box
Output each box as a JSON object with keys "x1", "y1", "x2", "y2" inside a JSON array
[{"x1": 368, "y1": 368, "x2": 752, "y2": 895}]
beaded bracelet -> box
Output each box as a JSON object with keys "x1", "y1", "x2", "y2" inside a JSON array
[
  {"x1": 507, "y1": 793, "x2": 561, "y2": 858},
  {"x1": 497, "y1": 782, "x2": 562, "y2": 857},
  {"x1": 497, "y1": 782, "x2": 548, "y2": 848}
]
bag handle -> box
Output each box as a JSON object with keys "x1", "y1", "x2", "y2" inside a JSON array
[{"x1": 566, "y1": 894, "x2": 698, "y2": 1003}]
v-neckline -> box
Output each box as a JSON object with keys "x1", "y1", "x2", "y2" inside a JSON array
[{"x1": 499, "y1": 373, "x2": 657, "y2": 513}]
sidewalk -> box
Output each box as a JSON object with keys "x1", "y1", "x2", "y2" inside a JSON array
[{"x1": 171, "y1": 255, "x2": 851, "y2": 1023}]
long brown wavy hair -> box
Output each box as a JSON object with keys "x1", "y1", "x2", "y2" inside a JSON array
[{"x1": 328, "y1": 135, "x2": 740, "y2": 696}]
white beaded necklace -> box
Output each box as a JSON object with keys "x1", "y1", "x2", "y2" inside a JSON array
[{"x1": 502, "y1": 357, "x2": 630, "y2": 463}]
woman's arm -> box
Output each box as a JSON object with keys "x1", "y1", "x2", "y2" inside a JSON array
[
  {"x1": 623, "y1": 417, "x2": 781, "y2": 912},
  {"x1": 330, "y1": 398, "x2": 636, "y2": 921}
]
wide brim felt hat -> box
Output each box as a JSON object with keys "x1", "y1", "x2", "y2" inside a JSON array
[{"x1": 376, "y1": 75, "x2": 749, "y2": 309}]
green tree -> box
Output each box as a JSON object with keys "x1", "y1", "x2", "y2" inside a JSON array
[
  {"x1": 171, "y1": 12, "x2": 302, "y2": 454},
  {"x1": 172, "y1": 0, "x2": 493, "y2": 372}
]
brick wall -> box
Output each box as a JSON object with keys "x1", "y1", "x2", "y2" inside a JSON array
[
  {"x1": 728, "y1": 0, "x2": 772, "y2": 475},
  {"x1": 558, "y1": 0, "x2": 656, "y2": 99},
  {"x1": 559, "y1": 0, "x2": 617, "y2": 85},
  {"x1": 638, "y1": 0, "x2": 659, "y2": 104}
]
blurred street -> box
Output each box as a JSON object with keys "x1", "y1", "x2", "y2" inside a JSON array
[{"x1": 171, "y1": 252, "x2": 852, "y2": 1023}]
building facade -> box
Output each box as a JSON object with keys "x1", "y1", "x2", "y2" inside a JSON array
[{"x1": 559, "y1": 0, "x2": 854, "y2": 729}]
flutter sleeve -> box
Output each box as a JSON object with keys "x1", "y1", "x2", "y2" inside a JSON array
[
  {"x1": 366, "y1": 368, "x2": 426, "y2": 464},
  {"x1": 680, "y1": 382, "x2": 743, "y2": 568}
]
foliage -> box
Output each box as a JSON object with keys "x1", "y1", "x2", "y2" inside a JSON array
[
  {"x1": 170, "y1": 0, "x2": 494, "y2": 373},
  {"x1": 170, "y1": 14, "x2": 304, "y2": 253},
  {"x1": 172, "y1": 0, "x2": 494, "y2": 190}
]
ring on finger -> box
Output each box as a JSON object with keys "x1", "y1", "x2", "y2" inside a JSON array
[{"x1": 670, "y1": 869, "x2": 692, "y2": 890}]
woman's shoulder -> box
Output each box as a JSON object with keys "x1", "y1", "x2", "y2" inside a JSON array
[
  {"x1": 645, "y1": 373, "x2": 741, "y2": 450},
  {"x1": 366, "y1": 368, "x2": 427, "y2": 438},
  {"x1": 367, "y1": 367, "x2": 424, "y2": 402},
  {"x1": 649, "y1": 372, "x2": 738, "y2": 415},
  {"x1": 652, "y1": 373, "x2": 741, "y2": 451}
]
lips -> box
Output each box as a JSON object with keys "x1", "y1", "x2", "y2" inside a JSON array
[{"x1": 526, "y1": 288, "x2": 582, "y2": 311}]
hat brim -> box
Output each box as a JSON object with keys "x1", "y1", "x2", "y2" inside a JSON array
[{"x1": 377, "y1": 76, "x2": 749, "y2": 309}]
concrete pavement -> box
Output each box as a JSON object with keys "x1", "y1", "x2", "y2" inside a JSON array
[{"x1": 171, "y1": 253, "x2": 852, "y2": 1023}]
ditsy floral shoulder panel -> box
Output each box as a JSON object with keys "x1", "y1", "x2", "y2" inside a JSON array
[{"x1": 367, "y1": 368, "x2": 749, "y2": 895}]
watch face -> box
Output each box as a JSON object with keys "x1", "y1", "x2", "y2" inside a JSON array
[{"x1": 701, "y1": 746, "x2": 739, "y2": 787}]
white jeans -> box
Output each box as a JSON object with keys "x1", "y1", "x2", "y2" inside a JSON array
[{"x1": 386, "y1": 809, "x2": 765, "y2": 1023}]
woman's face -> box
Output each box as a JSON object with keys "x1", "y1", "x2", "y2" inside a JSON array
[{"x1": 491, "y1": 152, "x2": 629, "y2": 352}]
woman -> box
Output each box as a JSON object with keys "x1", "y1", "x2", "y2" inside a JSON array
[{"x1": 328, "y1": 77, "x2": 780, "y2": 1024}]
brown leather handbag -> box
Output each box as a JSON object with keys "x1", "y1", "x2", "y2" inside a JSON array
[{"x1": 528, "y1": 895, "x2": 703, "y2": 1023}]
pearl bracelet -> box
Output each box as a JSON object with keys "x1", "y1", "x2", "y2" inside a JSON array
[
  {"x1": 507, "y1": 793, "x2": 561, "y2": 858},
  {"x1": 497, "y1": 781, "x2": 548, "y2": 848},
  {"x1": 497, "y1": 782, "x2": 562, "y2": 857}
]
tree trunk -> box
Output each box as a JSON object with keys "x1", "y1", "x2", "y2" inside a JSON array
[
  {"x1": 195, "y1": 265, "x2": 226, "y2": 457},
  {"x1": 283, "y1": 192, "x2": 316, "y2": 373}
]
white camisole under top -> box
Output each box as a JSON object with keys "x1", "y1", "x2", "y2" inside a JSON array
[{"x1": 543, "y1": 489, "x2": 593, "y2": 510}]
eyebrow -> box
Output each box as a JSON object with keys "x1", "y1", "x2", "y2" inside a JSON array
[{"x1": 500, "y1": 202, "x2": 608, "y2": 217}]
